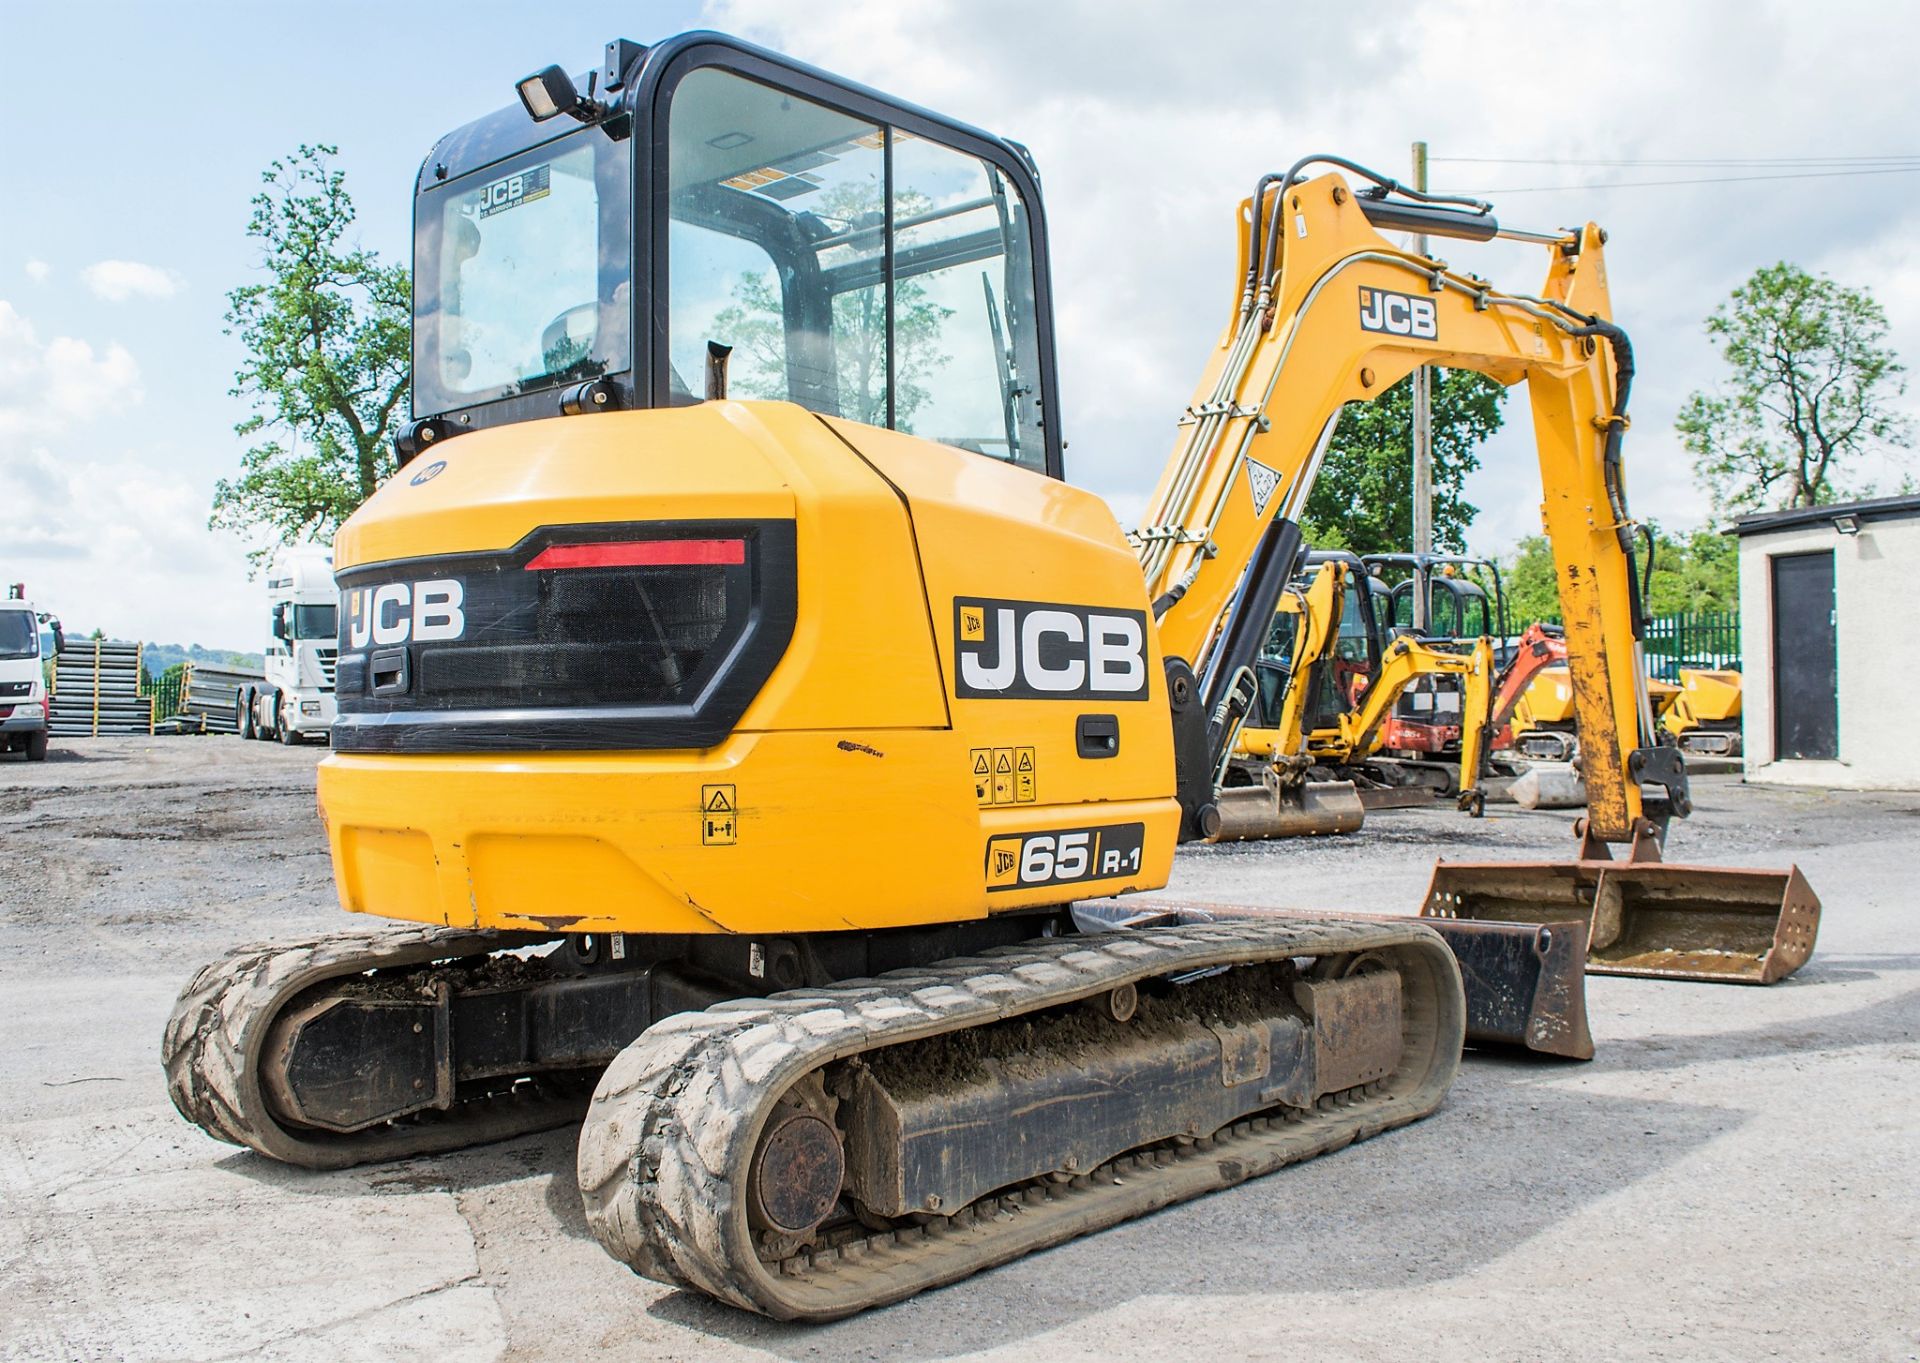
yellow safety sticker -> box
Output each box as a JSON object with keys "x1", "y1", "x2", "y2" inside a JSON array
[
  {"x1": 970, "y1": 748, "x2": 993, "y2": 805},
  {"x1": 991, "y1": 748, "x2": 1014, "y2": 805},
  {"x1": 972, "y1": 746, "x2": 1039, "y2": 805},
  {"x1": 1015, "y1": 746, "x2": 1037, "y2": 803},
  {"x1": 701, "y1": 784, "x2": 737, "y2": 846}
]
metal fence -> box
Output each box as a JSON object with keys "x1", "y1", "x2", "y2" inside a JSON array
[
  {"x1": 142, "y1": 669, "x2": 184, "y2": 722},
  {"x1": 1643, "y1": 610, "x2": 1740, "y2": 678}
]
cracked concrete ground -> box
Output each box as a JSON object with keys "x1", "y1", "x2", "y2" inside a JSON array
[{"x1": 1, "y1": 737, "x2": 1915, "y2": 1361}]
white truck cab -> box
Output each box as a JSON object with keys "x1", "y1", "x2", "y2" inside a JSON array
[
  {"x1": 0, "y1": 584, "x2": 61, "y2": 761},
  {"x1": 243, "y1": 547, "x2": 337, "y2": 744}
]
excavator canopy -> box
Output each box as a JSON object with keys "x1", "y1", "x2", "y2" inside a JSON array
[{"x1": 405, "y1": 33, "x2": 1060, "y2": 475}]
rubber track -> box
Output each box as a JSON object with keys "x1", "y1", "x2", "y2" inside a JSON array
[
  {"x1": 578, "y1": 916, "x2": 1464, "y2": 1320},
  {"x1": 162, "y1": 925, "x2": 578, "y2": 1169}
]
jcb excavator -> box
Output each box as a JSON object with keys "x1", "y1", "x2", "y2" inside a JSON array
[
  {"x1": 1217, "y1": 553, "x2": 1494, "y2": 834},
  {"x1": 163, "y1": 31, "x2": 1819, "y2": 1321}
]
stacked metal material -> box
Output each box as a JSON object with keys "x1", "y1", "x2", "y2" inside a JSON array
[
  {"x1": 49, "y1": 640, "x2": 154, "y2": 736},
  {"x1": 180, "y1": 662, "x2": 267, "y2": 735}
]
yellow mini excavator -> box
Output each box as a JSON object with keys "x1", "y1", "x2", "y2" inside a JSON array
[
  {"x1": 164, "y1": 31, "x2": 1819, "y2": 1320},
  {"x1": 1215, "y1": 553, "x2": 1495, "y2": 836}
]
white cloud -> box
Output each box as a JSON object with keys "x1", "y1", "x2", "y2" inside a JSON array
[
  {"x1": 703, "y1": 0, "x2": 1920, "y2": 552},
  {"x1": 0, "y1": 301, "x2": 252, "y2": 644},
  {"x1": 23, "y1": 260, "x2": 50, "y2": 283},
  {"x1": 80, "y1": 259, "x2": 184, "y2": 302},
  {"x1": 0, "y1": 300, "x2": 142, "y2": 438}
]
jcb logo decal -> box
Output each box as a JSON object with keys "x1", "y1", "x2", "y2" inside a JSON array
[
  {"x1": 1358, "y1": 287, "x2": 1438, "y2": 340},
  {"x1": 342, "y1": 580, "x2": 466, "y2": 649},
  {"x1": 954, "y1": 597, "x2": 1148, "y2": 701}
]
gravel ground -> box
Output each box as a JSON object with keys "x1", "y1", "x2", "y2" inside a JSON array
[{"x1": 1, "y1": 737, "x2": 1915, "y2": 1362}]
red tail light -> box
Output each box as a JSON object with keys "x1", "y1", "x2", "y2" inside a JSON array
[{"x1": 524, "y1": 539, "x2": 746, "y2": 571}]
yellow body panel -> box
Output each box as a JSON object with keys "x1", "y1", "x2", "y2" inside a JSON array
[
  {"x1": 1661, "y1": 668, "x2": 1742, "y2": 738},
  {"x1": 1512, "y1": 664, "x2": 1578, "y2": 730},
  {"x1": 320, "y1": 402, "x2": 1178, "y2": 935}
]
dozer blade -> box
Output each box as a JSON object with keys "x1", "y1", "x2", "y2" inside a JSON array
[
  {"x1": 1422, "y1": 853, "x2": 1820, "y2": 985},
  {"x1": 1209, "y1": 779, "x2": 1366, "y2": 840}
]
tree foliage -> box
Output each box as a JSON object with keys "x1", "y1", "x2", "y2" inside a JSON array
[
  {"x1": 1503, "y1": 527, "x2": 1739, "y2": 626},
  {"x1": 1677, "y1": 262, "x2": 1910, "y2": 514},
  {"x1": 212, "y1": 145, "x2": 410, "y2": 560},
  {"x1": 711, "y1": 185, "x2": 951, "y2": 430},
  {"x1": 1300, "y1": 367, "x2": 1506, "y2": 554}
]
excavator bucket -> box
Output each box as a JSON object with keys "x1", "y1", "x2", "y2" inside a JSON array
[
  {"x1": 1209, "y1": 778, "x2": 1367, "y2": 840},
  {"x1": 1421, "y1": 841, "x2": 1820, "y2": 985}
]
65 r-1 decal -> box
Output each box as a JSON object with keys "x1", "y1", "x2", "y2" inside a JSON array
[{"x1": 985, "y1": 823, "x2": 1146, "y2": 891}]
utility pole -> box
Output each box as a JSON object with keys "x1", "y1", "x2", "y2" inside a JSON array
[{"x1": 1410, "y1": 140, "x2": 1433, "y2": 628}]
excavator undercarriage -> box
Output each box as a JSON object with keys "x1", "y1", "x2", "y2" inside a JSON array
[{"x1": 163, "y1": 28, "x2": 1818, "y2": 1322}]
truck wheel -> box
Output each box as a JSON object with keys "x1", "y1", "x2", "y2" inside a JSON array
[
  {"x1": 277, "y1": 706, "x2": 299, "y2": 745},
  {"x1": 25, "y1": 731, "x2": 48, "y2": 761},
  {"x1": 239, "y1": 690, "x2": 257, "y2": 741}
]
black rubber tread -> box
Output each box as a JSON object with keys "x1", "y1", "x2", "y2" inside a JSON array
[
  {"x1": 578, "y1": 917, "x2": 1465, "y2": 1320},
  {"x1": 162, "y1": 925, "x2": 575, "y2": 1169}
]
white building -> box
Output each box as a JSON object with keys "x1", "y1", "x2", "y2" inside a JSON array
[{"x1": 1733, "y1": 493, "x2": 1920, "y2": 790}]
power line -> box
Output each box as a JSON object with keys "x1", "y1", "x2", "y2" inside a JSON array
[
  {"x1": 1458, "y1": 165, "x2": 1920, "y2": 195},
  {"x1": 1436, "y1": 154, "x2": 1920, "y2": 168}
]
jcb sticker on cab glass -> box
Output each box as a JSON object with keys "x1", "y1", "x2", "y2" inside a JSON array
[
  {"x1": 984, "y1": 823, "x2": 1147, "y2": 891},
  {"x1": 1357, "y1": 286, "x2": 1438, "y2": 340},
  {"x1": 953, "y1": 597, "x2": 1149, "y2": 701}
]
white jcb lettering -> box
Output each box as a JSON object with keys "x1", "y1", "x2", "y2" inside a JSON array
[
  {"x1": 370, "y1": 584, "x2": 412, "y2": 645},
  {"x1": 1021, "y1": 610, "x2": 1086, "y2": 693},
  {"x1": 1359, "y1": 288, "x2": 1439, "y2": 341},
  {"x1": 959, "y1": 607, "x2": 1019, "y2": 691},
  {"x1": 411, "y1": 580, "x2": 465, "y2": 642},
  {"x1": 347, "y1": 590, "x2": 371, "y2": 649},
  {"x1": 1088, "y1": 615, "x2": 1145, "y2": 693}
]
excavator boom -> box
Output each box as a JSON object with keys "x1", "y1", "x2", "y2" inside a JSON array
[{"x1": 1134, "y1": 161, "x2": 1816, "y2": 984}]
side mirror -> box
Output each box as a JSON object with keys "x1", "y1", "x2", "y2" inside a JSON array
[
  {"x1": 272, "y1": 602, "x2": 290, "y2": 640},
  {"x1": 50, "y1": 621, "x2": 63, "y2": 655}
]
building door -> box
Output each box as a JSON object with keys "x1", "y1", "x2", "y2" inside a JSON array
[{"x1": 1771, "y1": 550, "x2": 1838, "y2": 760}]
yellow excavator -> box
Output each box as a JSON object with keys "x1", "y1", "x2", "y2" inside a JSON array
[
  {"x1": 1215, "y1": 553, "x2": 1495, "y2": 837},
  {"x1": 163, "y1": 31, "x2": 1819, "y2": 1321}
]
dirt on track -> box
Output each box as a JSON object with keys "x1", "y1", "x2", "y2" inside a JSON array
[{"x1": 2, "y1": 736, "x2": 1918, "y2": 1363}]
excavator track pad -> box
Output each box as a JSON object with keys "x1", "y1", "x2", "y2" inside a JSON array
[
  {"x1": 164, "y1": 926, "x2": 594, "y2": 1167},
  {"x1": 578, "y1": 917, "x2": 1464, "y2": 1320}
]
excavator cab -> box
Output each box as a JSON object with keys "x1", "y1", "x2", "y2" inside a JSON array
[{"x1": 404, "y1": 38, "x2": 1057, "y2": 472}]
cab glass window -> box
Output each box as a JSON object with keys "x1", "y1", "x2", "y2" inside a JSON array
[
  {"x1": 0, "y1": 611, "x2": 35, "y2": 660},
  {"x1": 415, "y1": 131, "x2": 632, "y2": 415},
  {"x1": 666, "y1": 67, "x2": 1045, "y2": 470}
]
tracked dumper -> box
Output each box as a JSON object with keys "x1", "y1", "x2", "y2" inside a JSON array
[{"x1": 166, "y1": 31, "x2": 1814, "y2": 1319}]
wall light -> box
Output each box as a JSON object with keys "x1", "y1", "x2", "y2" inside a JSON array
[{"x1": 1832, "y1": 514, "x2": 1861, "y2": 535}]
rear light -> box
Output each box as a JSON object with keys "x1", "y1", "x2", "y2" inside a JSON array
[
  {"x1": 331, "y1": 520, "x2": 798, "y2": 753},
  {"x1": 525, "y1": 539, "x2": 746, "y2": 571}
]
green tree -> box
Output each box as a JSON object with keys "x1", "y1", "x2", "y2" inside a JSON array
[
  {"x1": 1502, "y1": 526, "x2": 1739, "y2": 626},
  {"x1": 1301, "y1": 367, "x2": 1506, "y2": 554},
  {"x1": 1677, "y1": 262, "x2": 1910, "y2": 514},
  {"x1": 710, "y1": 185, "x2": 951, "y2": 430},
  {"x1": 212, "y1": 145, "x2": 410, "y2": 560}
]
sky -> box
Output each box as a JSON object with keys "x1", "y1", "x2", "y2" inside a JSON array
[{"x1": 2, "y1": 0, "x2": 1916, "y2": 648}]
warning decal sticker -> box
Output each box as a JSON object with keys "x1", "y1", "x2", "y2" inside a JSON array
[
  {"x1": 1247, "y1": 458, "x2": 1282, "y2": 517},
  {"x1": 700, "y1": 784, "x2": 737, "y2": 846}
]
